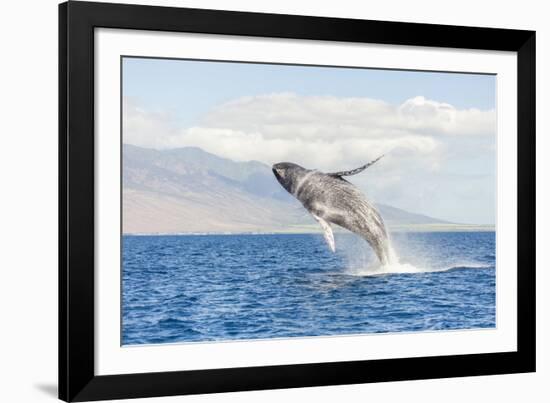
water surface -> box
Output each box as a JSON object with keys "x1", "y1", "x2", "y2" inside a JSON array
[{"x1": 122, "y1": 232, "x2": 495, "y2": 345}]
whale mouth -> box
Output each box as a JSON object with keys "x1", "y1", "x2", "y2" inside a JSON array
[{"x1": 272, "y1": 167, "x2": 282, "y2": 181}]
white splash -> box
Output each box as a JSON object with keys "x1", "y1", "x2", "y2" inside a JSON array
[
  {"x1": 337, "y1": 233, "x2": 491, "y2": 277},
  {"x1": 345, "y1": 251, "x2": 422, "y2": 277}
]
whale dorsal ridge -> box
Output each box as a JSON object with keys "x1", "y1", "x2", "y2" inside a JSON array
[{"x1": 328, "y1": 155, "x2": 384, "y2": 178}]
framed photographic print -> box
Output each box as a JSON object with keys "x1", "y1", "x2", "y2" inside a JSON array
[{"x1": 59, "y1": 1, "x2": 536, "y2": 401}]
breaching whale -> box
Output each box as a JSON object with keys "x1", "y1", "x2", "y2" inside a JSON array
[{"x1": 272, "y1": 156, "x2": 393, "y2": 265}]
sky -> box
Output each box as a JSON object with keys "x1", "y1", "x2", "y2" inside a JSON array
[{"x1": 122, "y1": 57, "x2": 496, "y2": 225}]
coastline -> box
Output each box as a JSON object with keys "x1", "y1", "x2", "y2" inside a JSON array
[{"x1": 123, "y1": 223, "x2": 495, "y2": 236}]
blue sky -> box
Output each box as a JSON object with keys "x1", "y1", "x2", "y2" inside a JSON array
[
  {"x1": 123, "y1": 57, "x2": 496, "y2": 225},
  {"x1": 123, "y1": 57, "x2": 495, "y2": 127}
]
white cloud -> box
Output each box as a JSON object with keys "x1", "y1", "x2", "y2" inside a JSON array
[
  {"x1": 124, "y1": 98, "x2": 179, "y2": 149},
  {"x1": 200, "y1": 94, "x2": 495, "y2": 139},
  {"x1": 123, "y1": 93, "x2": 496, "y2": 223},
  {"x1": 124, "y1": 93, "x2": 494, "y2": 170}
]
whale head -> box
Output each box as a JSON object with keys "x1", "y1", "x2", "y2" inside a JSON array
[{"x1": 272, "y1": 162, "x2": 307, "y2": 195}]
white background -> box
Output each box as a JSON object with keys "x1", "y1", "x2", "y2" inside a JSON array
[{"x1": 0, "y1": 0, "x2": 547, "y2": 402}]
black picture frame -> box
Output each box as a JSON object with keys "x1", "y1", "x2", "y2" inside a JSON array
[{"x1": 59, "y1": 1, "x2": 536, "y2": 401}]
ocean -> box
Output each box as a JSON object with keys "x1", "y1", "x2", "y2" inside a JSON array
[{"x1": 122, "y1": 231, "x2": 495, "y2": 345}]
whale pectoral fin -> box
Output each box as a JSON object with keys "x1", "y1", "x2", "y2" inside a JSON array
[
  {"x1": 328, "y1": 154, "x2": 384, "y2": 177},
  {"x1": 312, "y1": 214, "x2": 335, "y2": 253}
]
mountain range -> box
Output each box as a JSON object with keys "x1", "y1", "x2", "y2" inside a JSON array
[{"x1": 122, "y1": 144, "x2": 456, "y2": 234}]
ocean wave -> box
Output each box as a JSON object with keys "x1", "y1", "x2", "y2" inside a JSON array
[{"x1": 345, "y1": 261, "x2": 493, "y2": 277}]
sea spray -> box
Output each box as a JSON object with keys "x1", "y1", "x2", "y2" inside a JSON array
[
  {"x1": 337, "y1": 232, "x2": 492, "y2": 277},
  {"x1": 341, "y1": 236, "x2": 421, "y2": 276}
]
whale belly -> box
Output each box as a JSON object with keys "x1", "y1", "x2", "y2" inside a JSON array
[{"x1": 298, "y1": 175, "x2": 391, "y2": 264}]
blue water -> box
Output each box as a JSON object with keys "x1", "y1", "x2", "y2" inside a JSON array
[{"x1": 122, "y1": 232, "x2": 495, "y2": 345}]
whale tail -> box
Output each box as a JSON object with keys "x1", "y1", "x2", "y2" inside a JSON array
[{"x1": 327, "y1": 155, "x2": 384, "y2": 178}]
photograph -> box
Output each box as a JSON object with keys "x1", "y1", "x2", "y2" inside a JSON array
[{"x1": 121, "y1": 57, "x2": 497, "y2": 346}]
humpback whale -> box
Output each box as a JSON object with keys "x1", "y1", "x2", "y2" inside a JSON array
[{"x1": 272, "y1": 156, "x2": 393, "y2": 265}]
